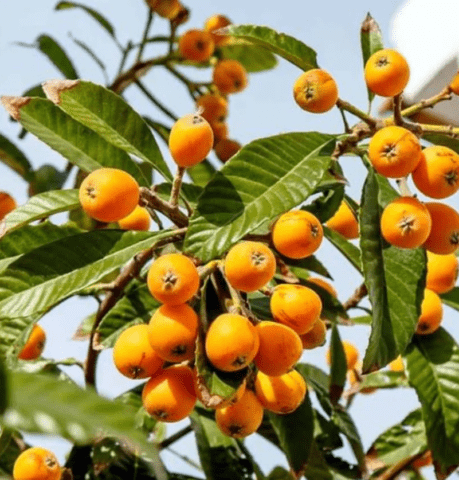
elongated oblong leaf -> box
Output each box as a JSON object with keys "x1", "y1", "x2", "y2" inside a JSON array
[
  {"x1": 360, "y1": 14, "x2": 383, "y2": 103},
  {"x1": 441, "y1": 286, "x2": 459, "y2": 311},
  {"x1": 405, "y1": 328, "x2": 459, "y2": 472},
  {"x1": 220, "y1": 43, "x2": 278, "y2": 72},
  {"x1": 9, "y1": 97, "x2": 149, "y2": 186},
  {"x1": 0, "y1": 229, "x2": 174, "y2": 319},
  {"x1": 0, "y1": 134, "x2": 33, "y2": 181},
  {"x1": 224, "y1": 25, "x2": 318, "y2": 71},
  {"x1": 1, "y1": 190, "x2": 80, "y2": 236},
  {"x1": 360, "y1": 170, "x2": 426, "y2": 372},
  {"x1": 43, "y1": 80, "x2": 172, "y2": 181},
  {"x1": 37, "y1": 35, "x2": 78, "y2": 79},
  {"x1": 329, "y1": 325, "x2": 346, "y2": 404},
  {"x1": 184, "y1": 132, "x2": 334, "y2": 262}
]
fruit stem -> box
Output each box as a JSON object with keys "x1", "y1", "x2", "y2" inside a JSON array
[
  {"x1": 158, "y1": 425, "x2": 194, "y2": 450},
  {"x1": 399, "y1": 86, "x2": 452, "y2": 119},
  {"x1": 392, "y1": 94, "x2": 404, "y2": 126},
  {"x1": 418, "y1": 122, "x2": 459, "y2": 138},
  {"x1": 136, "y1": 10, "x2": 154, "y2": 62},
  {"x1": 395, "y1": 177, "x2": 413, "y2": 197},
  {"x1": 169, "y1": 166, "x2": 186, "y2": 208},
  {"x1": 342, "y1": 282, "x2": 368, "y2": 311},
  {"x1": 140, "y1": 186, "x2": 188, "y2": 228},
  {"x1": 336, "y1": 98, "x2": 378, "y2": 128},
  {"x1": 198, "y1": 260, "x2": 220, "y2": 280}
]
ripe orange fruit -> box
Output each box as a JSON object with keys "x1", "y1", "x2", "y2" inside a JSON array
[
  {"x1": 254, "y1": 369, "x2": 307, "y2": 414},
  {"x1": 142, "y1": 364, "x2": 197, "y2": 422},
  {"x1": 364, "y1": 48, "x2": 410, "y2": 97},
  {"x1": 449, "y1": 71, "x2": 459, "y2": 95},
  {"x1": 147, "y1": 253, "x2": 200, "y2": 305},
  {"x1": 426, "y1": 251, "x2": 458, "y2": 294},
  {"x1": 293, "y1": 68, "x2": 339, "y2": 113},
  {"x1": 13, "y1": 446, "x2": 62, "y2": 480},
  {"x1": 254, "y1": 321, "x2": 303, "y2": 376},
  {"x1": 79, "y1": 168, "x2": 139, "y2": 223},
  {"x1": 299, "y1": 318, "x2": 327, "y2": 349},
  {"x1": 148, "y1": 303, "x2": 198, "y2": 362},
  {"x1": 204, "y1": 14, "x2": 231, "y2": 46},
  {"x1": 368, "y1": 126, "x2": 422, "y2": 178},
  {"x1": 146, "y1": 0, "x2": 181, "y2": 18},
  {"x1": 205, "y1": 313, "x2": 259, "y2": 372},
  {"x1": 224, "y1": 241, "x2": 276, "y2": 293},
  {"x1": 113, "y1": 324, "x2": 163, "y2": 379},
  {"x1": 178, "y1": 29, "x2": 215, "y2": 63},
  {"x1": 213, "y1": 59, "x2": 248, "y2": 95},
  {"x1": 270, "y1": 284, "x2": 322, "y2": 335},
  {"x1": 325, "y1": 201, "x2": 359, "y2": 239},
  {"x1": 307, "y1": 277, "x2": 338, "y2": 298},
  {"x1": 326, "y1": 340, "x2": 359, "y2": 370},
  {"x1": 209, "y1": 120, "x2": 228, "y2": 144},
  {"x1": 18, "y1": 324, "x2": 46, "y2": 360},
  {"x1": 196, "y1": 93, "x2": 228, "y2": 124},
  {"x1": 389, "y1": 355, "x2": 404, "y2": 372},
  {"x1": 0, "y1": 191, "x2": 16, "y2": 220},
  {"x1": 416, "y1": 288, "x2": 443, "y2": 335},
  {"x1": 423, "y1": 202, "x2": 459, "y2": 255},
  {"x1": 412, "y1": 146, "x2": 459, "y2": 199},
  {"x1": 380, "y1": 196, "x2": 432, "y2": 249},
  {"x1": 215, "y1": 389, "x2": 264, "y2": 438},
  {"x1": 272, "y1": 210, "x2": 323, "y2": 259},
  {"x1": 118, "y1": 205, "x2": 150, "y2": 231},
  {"x1": 169, "y1": 113, "x2": 214, "y2": 168},
  {"x1": 214, "y1": 138, "x2": 241, "y2": 163}
]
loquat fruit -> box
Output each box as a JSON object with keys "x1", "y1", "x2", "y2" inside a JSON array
[
  {"x1": 13, "y1": 446, "x2": 61, "y2": 480},
  {"x1": 79, "y1": 168, "x2": 139, "y2": 223},
  {"x1": 307, "y1": 277, "x2": 338, "y2": 298},
  {"x1": 449, "y1": 71, "x2": 459, "y2": 95},
  {"x1": 147, "y1": 253, "x2": 200, "y2": 305},
  {"x1": 326, "y1": 340, "x2": 359, "y2": 370},
  {"x1": 213, "y1": 59, "x2": 248, "y2": 95},
  {"x1": 380, "y1": 196, "x2": 432, "y2": 249},
  {"x1": 214, "y1": 138, "x2": 241, "y2": 163},
  {"x1": 178, "y1": 29, "x2": 215, "y2": 63},
  {"x1": 146, "y1": 0, "x2": 181, "y2": 19},
  {"x1": 118, "y1": 205, "x2": 151, "y2": 231},
  {"x1": 272, "y1": 210, "x2": 323, "y2": 259},
  {"x1": 426, "y1": 251, "x2": 458, "y2": 294},
  {"x1": 325, "y1": 200, "x2": 359, "y2": 239},
  {"x1": 293, "y1": 68, "x2": 339, "y2": 113},
  {"x1": 299, "y1": 318, "x2": 327, "y2": 349},
  {"x1": 416, "y1": 288, "x2": 443, "y2": 335},
  {"x1": 423, "y1": 202, "x2": 459, "y2": 255},
  {"x1": 195, "y1": 93, "x2": 228, "y2": 124},
  {"x1": 0, "y1": 191, "x2": 16, "y2": 220},
  {"x1": 209, "y1": 120, "x2": 229, "y2": 145},
  {"x1": 18, "y1": 324, "x2": 46, "y2": 361},
  {"x1": 224, "y1": 241, "x2": 276, "y2": 293},
  {"x1": 204, "y1": 14, "x2": 231, "y2": 46}
]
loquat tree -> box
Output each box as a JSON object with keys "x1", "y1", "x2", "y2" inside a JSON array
[{"x1": 1, "y1": 2, "x2": 459, "y2": 480}]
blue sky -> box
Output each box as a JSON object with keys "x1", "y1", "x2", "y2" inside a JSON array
[{"x1": 2, "y1": 1, "x2": 458, "y2": 478}]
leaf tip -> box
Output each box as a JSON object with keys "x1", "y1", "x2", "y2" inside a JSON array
[
  {"x1": 361, "y1": 13, "x2": 380, "y2": 34},
  {"x1": 1, "y1": 96, "x2": 31, "y2": 120},
  {"x1": 42, "y1": 79, "x2": 79, "y2": 104}
]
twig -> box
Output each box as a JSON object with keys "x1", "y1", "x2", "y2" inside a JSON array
[
  {"x1": 376, "y1": 452, "x2": 425, "y2": 480},
  {"x1": 336, "y1": 98, "x2": 378, "y2": 128},
  {"x1": 135, "y1": 80, "x2": 178, "y2": 121},
  {"x1": 342, "y1": 283, "x2": 368, "y2": 311},
  {"x1": 393, "y1": 94, "x2": 404, "y2": 126},
  {"x1": 165, "y1": 63, "x2": 202, "y2": 99},
  {"x1": 158, "y1": 424, "x2": 193, "y2": 450},
  {"x1": 418, "y1": 122, "x2": 459, "y2": 138},
  {"x1": 140, "y1": 186, "x2": 189, "y2": 228},
  {"x1": 136, "y1": 11, "x2": 154, "y2": 62},
  {"x1": 400, "y1": 86, "x2": 451, "y2": 119},
  {"x1": 169, "y1": 166, "x2": 186, "y2": 208},
  {"x1": 332, "y1": 122, "x2": 374, "y2": 161}
]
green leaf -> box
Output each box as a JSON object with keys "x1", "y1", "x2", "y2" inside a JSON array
[
  {"x1": 360, "y1": 13, "x2": 384, "y2": 104},
  {"x1": 28, "y1": 164, "x2": 68, "y2": 195},
  {"x1": 328, "y1": 325, "x2": 346, "y2": 404},
  {"x1": 423, "y1": 134, "x2": 459, "y2": 154},
  {"x1": 43, "y1": 80, "x2": 172, "y2": 181},
  {"x1": 323, "y1": 226, "x2": 362, "y2": 274},
  {"x1": 0, "y1": 134, "x2": 33, "y2": 181},
  {"x1": 0, "y1": 229, "x2": 175, "y2": 319},
  {"x1": 360, "y1": 170, "x2": 426, "y2": 372},
  {"x1": 188, "y1": 159, "x2": 216, "y2": 187},
  {"x1": 224, "y1": 25, "x2": 318, "y2": 71},
  {"x1": 3, "y1": 370, "x2": 166, "y2": 479},
  {"x1": 268, "y1": 466, "x2": 295, "y2": 480},
  {"x1": 405, "y1": 328, "x2": 459, "y2": 473},
  {"x1": 297, "y1": 363, "x2": 332, "y2": 415},
  {"x1": 184, "y1": 132, "x2": 334, "y2": 262},
  {"x1": 55, "y1": 1, "x2": 116, "y2": 38},
  {"x1": 37, "y1": 35, "x2": 78, "y2": 79},
  {"x1": 220, "y1": 43, "x2": 278, "y2": 73},
  {"x1": 0, "y1": 357, "x2": 7, "y2": 415},
  {"x1": 440, "y1": 286, "x2": 459, "y2": 311},
  {"x1": 0, "y1": 429, "x2": 24, "y2": 474},
  {"x1": 359, "y1": 370, "x2": 408, "y2": 390},
  {"x1": 304, "y1": 185, "x2": 345, "y2": 224},
  {"x1": 283, "y1": 256, "x2": 333, "y2": 280},
  {"x1": 10, "y1": 97, "x2": 150, "y2": 187},
  {"x1": 267, "y1": 391, "x2": 314, "y2": 476},
  {"x1": 1, "y1": 190, "x2": 80, "y2": 236}
]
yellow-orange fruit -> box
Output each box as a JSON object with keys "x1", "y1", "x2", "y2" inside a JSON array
[
  {"x1": 113, "y1": 324, "x2": 163, "y2": 379},
  {"x1": 426, "y1": 251, "x2": 458, "y2": 294},
  {"x1": 118, "y1": 205, "x2": 151, "y2": 231},
  {"x1": 299, "y1": 319, "x2": 327, "y2": 349},
  {"x1": 326, "y1": 340, "x2": 359, "y2": 370},
  {"x1": 449, "y1": 71, "x2": 459, "y2": 95},
  {"x1": 18, "y1": 324, "x2": 46, "y2": 361},
  {"x1": 204, "y1": 14, "x2": 231, "y2": 46},
  {"x1": 326, "y1": 201, "x2": 359, "y2": 239},
  {"x1": 293, "y1": 69, "x2": 339, "y2": 113},
  {"x1": 224, "y1": 241, "x2": 276, "y2": 293},
  {"x1": 380, "y1": 196, "x2": 432, "y2": 249},
  {"x1": 196, "y1": 93, "x2": 228, "y2": 124},
  {"x1": 254, "y1": 369, "x2": 307, "y2": 414},
  {"x1": 169, "y1": 113, "x2": 214, "y2": 168},
  {"x1": 13, "y1": 447, "x2": 61, "y2": 480},
  {"x1": 389, "y1": 355, "x2": 404, "y2": 372},
  {"x1": 215, "y1": 389, "x2": 264, "y2": 438},
  {"x1": 412, "y1": 146, "x2": 459, "y2": 199},
  {"x1": 142, "y1": 364, "x2": 196, "y2": 422},
  {"x1": 178, "y1": 29, "x2": 215, "y2": 63},
  {"x1": 307, "y1": 277, "x2": 338, "y2": 298},
  {"x1": 213, "y1": 59, "x2": 248, "y2": 95},
  {"x1": 254, "y1": 321, "x2": 303, "y2": 376},
  {"x1": 215, "y1": 138, "x2": 241, "y2": 163},
  {"x1": 0, "y1": 191, "x2": 16, "y2": 220},
  {"x1": 368, "y1": 126, "x2": 422, "y2": 178},
  {"x1": 416, "y1": 288, "x2": 443, "y2": 335},
  {"x1": 146, "y1": 0, "x2": 181, "y2": 18},
  {"x1": 148, "y1": 303, "x2": 198, "y2": 362},
  {"x1": 272, "y1": 210, "x2": 323, "y2": 259},
  {"x1": 364, "y1": 48, "x2": 410, "y2": 97},
  {"x1": 270, "y1": 284, "x2": 322, "y2": 335},
  {"x1": 423, "y1": 202, "x2": 459, "y2": 255},
  {"x1": 209, "y1": 120, "x2": 229, "y2": 144},
  {"x1": 147, "y1": 253, "x2": 200, "y2": 305},
  {"x1": 205, "y1": 313, "x2": 259, "y2": 372},
  {"x1": 79, "y1": 168, "x2": 139, "y2": 223}
]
